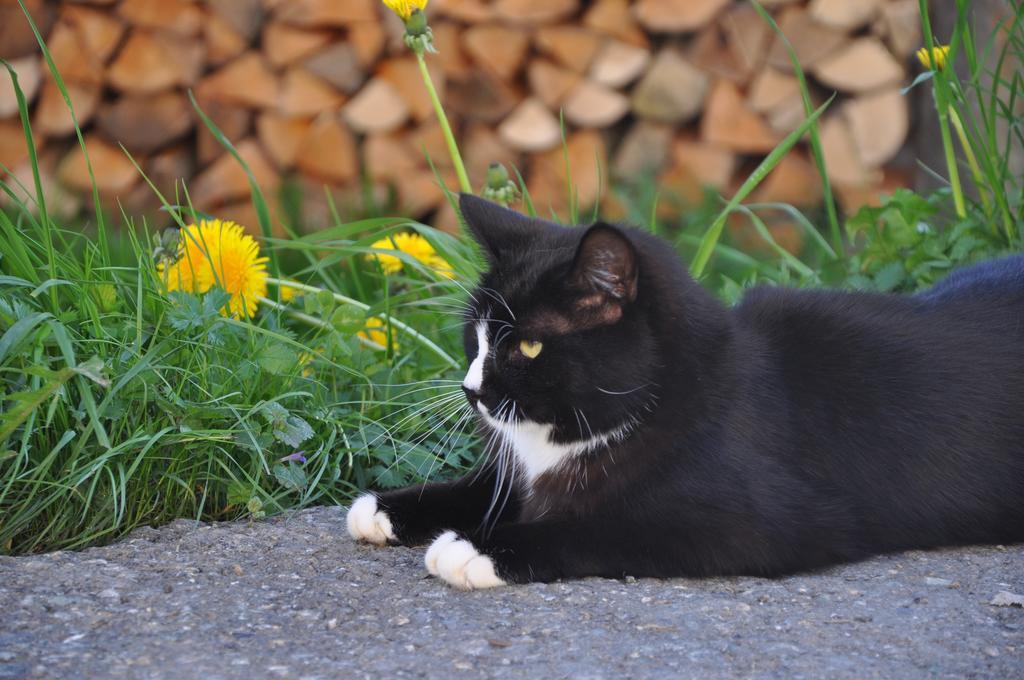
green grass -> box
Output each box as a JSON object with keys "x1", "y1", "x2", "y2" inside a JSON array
[{"x1": 1, "y1": 0, "x2": 1022, "y2": 554}]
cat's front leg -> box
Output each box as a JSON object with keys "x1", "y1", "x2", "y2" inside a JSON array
[
  {"x1": 423, "y1": 516, "x2": 670, "y2": 589},
  {"x1": 347, "y1": 465, "x2": 519, "y2": 547}
]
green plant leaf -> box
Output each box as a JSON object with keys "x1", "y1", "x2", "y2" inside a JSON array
[{"x1": 272, "y1": 463, "x2": 308, "y2": 492}]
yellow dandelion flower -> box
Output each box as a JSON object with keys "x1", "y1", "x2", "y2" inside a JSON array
[
  {"x1": 162, "y1": 219, "x2": 268, "y2": 319},
  {"x1": 277, "y1": 280, "x2": 303, "y2": 303},
  {"x1": 382, "y1": 0, "x2": 428, "y2": 22},
  {"x1": 368, "y1": 232, "x2": 455, "y2": 279},
  {"x1": 358, "y1": 317, "x2": 400, "y2": 351},
  {"x1": 916, "y1": 45, "x2": 951, "y2": 71}
]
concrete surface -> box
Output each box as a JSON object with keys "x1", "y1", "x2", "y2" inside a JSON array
[{"x1": 0, "y1": 506, "x2": 1021, "y2": 679}]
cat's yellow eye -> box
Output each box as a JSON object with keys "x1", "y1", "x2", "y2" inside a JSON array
[{"x1": 519, "y1": 340, "x2": 543, "y2": 359}]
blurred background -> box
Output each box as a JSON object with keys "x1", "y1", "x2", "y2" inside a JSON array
[{"x1": 0, "y1": 0, "x2": 1017, "y2": 251}]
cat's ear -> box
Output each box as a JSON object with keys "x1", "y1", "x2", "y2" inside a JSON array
[
  {"x1": 570, "y1": 223, "x2": 638, "y2": 304},
  {"x1": 459, "y1": 193, "x2": 540, "y2": 262}
]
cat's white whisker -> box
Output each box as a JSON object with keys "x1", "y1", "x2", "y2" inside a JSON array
[{"x1": 596, "y1": 383, "x2": 655, "y2": 396}]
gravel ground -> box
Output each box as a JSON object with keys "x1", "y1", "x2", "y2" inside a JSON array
[{"x1": 0, "y1": 506, "x2": 1021, "y2": 679}]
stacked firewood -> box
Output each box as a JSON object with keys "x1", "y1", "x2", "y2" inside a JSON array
[{"x1": 0, "y1": 0, "x2": 920, "y2": 240}]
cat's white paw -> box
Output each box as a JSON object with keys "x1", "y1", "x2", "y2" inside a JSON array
[
  {"x1": 346, "y1": 494, "x2": 395, "y2": 545},
  {"x1": 424, "y1": 530, "x2": 506, "y2": 590}
]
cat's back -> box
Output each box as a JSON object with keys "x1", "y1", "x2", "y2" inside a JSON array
[{"x1": 916, "y1": 253, "x2": 1024, "y2": 304}]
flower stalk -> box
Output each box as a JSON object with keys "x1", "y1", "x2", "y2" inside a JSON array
[
  {"x1": 382, "y1": 3, "x2": 472, "y2": 195},
  {"x1": 915, "y1": 7, "x2": 966, "y2": 219},
  {"x1": 414, "y1": 47, "x2": 472, "y2": 194}
]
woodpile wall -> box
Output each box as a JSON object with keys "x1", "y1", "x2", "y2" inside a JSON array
[{"x1": 0, "y1": 0, "x2": 921, "y2": 241}]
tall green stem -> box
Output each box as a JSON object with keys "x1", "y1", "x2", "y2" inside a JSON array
[
  {"x1": 918, "y1": 0, "x2": 966, "y2": 219},
  {"x1": 414, "y1": 50, "x2": 472, "y2": 195}
]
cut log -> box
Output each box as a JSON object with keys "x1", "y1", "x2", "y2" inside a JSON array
[
  {"x1": 701, "y1": 80, "x2": 781, "y2": 153},
  {"x1": 194, "y1": 97, "x2": 252, "y2": 165},
  {"x1": 528, "y1": 129, "x2": 606, "y2": 214},
  {"x1": 445, "y1": 71, "x2": 518, "y2": 124},
  {"x1": 364, "y1": 133, "x2": 420, "y2": 182},
  {"x1": 534, "y1": 26, "x2": 602, "y2": 74},
  {"x1": 407, "y1": 120, "x2": 454, "y2": 169},
  {"x1": 808, "y1": 0, "x2": 881, "y2": 30},
  {"x1": 262, "y1": 21, "x2": 332, "y2": 68},
  {"x1": 379, "y1": 57, "x2": 445, "y2": 122},
  {"x1": 812, "y1": 37, "x2": 903, "y2": 93},
  {"x1": 107, "y1": 30, "x2": 189, "y2": 93},
  {"x1": 690, "y1": 24, "x2": 757, "y2": 84},
  {"x1": 658, "y1": 162, "x2": 710, "y2": 211},
  {"x1": 209, "y1": 0, "x2": 263, "y2": 41},
  {"x1": 342, "y1": 78, "x2": 409, "y2": 134},
  {"x1": 0, "y1": 119, "x2": 30, "y2": 173},
  {"x1": 767, "y1": 95, "x2": 811, "y2": 134},
  {"x1": 748, "y1": 67, "x2": 800, "y2": 114},
  {"x1": 274, "y1": 0, "x2": 378, "y2": 26},
  {"x1": 497, "y1": 98, "x2": 562, "y2": 153},
  {"x1": 766, "y1": 7, "x2": 849, "y2": 71},
  {"x1": 843, "y1": 89, "x2": 908, "y2": 168},
  {"x1": 154, "y1": 31, "x2": 206, "y2": 87},
  {"x1": 672, "y1": 136, "x2": 736, "y2": 190},
  {"x1": 634, "y1": 0, "x2": 731, "y2": 34},
  {"x1": 0, "y1": 0, "x2": 56, "y2": 60},
  {"x1": 45, "y1": 21, "x2": 103, "y2": 86},
  {"x1": 204, "y1": 11, "x2": 249, "y2": 66},
  {"x1": 463, "y1": 123, "x2": 518, "y2": 189},
  {"x1": 612, "y1": 121, "x2": 674, "y2": 179},
  {"x1": 118, "y1": 0, "x2": 203, "y2": 36},
  {"x1": 2, "y1": 150, "x2": 82, "y2": 219},
  {"x1": 493, "y1": 0, "x2": 579, "y2": 26},
  {"x1": 563, "y1": 80, "x2": 629, "y2": 128},
  {"x1": 63, "y1": 5, "x2": 125, "y2": 64},
  {"x1": 304, "y1": 43, "x2": 365, "y2": 94},
  {"x1": 0, "y1": 57, "x2": 41, "y2": 119},
  {"x1": 751, "y1": 150, "x2": 822, "y2": 206},
  {"x1": 278, "y1": 68, "x2": 345, "y2": 117},
  {"x1": 431, "y1": 22, "x2": 471, "y2": 80},
  {"x1": 257, "y1": 113, "x2": 311, "y2": 170},
  {"x1": 192, "y1": 138, "x2": 279, "y2": 207},
  {"x1": 631, "y1": 49, "x2": 709, "y2": 123},
  {"x1": 395, "y1": 169, "x2": 449, "y2": 217},
  {"x1": 834, "y1": 167, "x2": 913, "y2": 213},
  {"x1": 57, "y1": 134, "x2": 139, "y2": 196},
  {"x1": 198, "y1": 52, "x2": 280, "y2": 108},
  {"x1": 33, "y1": 80, "x2": 101, "y2": 136},
  {"x1": 718, "y1": 3, "x2": 772, "y2": 80},
  {"x1": 819, "y1": 114, "x2": 881, "y2": 187},
  {"x1": 96, "y1": 91, "x2": 193, "y2": 153},
  {"x1": 874, "y1": 0, "x2": 921, "y2": 59},
  {"x1": 590, "y1": 41, "x2": 650, "y2": 88},
  {"x1": 295, "y1": 113, "x2": 357, "y2": 184},
  {"x1": 527, "y1": 59, "x2": 581, "y2": 109},
  {"x1": 124, "y1": 145, "x2": 195, "y2": 214},
  {"x1": 434, "y1": 0, "x2": 494, "y2": 24},
  {"x1": 463, "y1": 25, "x2": 530, "y2": 81},
  {"x1": 583, "y1": 0, "x2": 648, "y2": 48},
  {"x1": 346, "y1": 20, "x2": 387, "y2": 68}
]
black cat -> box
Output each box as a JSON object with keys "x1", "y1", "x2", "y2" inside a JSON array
[{"x1": 347, "y1": 194, "x2": 1024, "y2": 590}]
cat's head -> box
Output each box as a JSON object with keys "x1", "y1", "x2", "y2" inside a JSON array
[{"x1": 458, "y1": 194, "x2": 660, "y2": 452}]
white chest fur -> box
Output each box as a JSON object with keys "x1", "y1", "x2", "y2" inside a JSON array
[{"x1": 481, "y1": 409, "x2": 627, "y2": 483}]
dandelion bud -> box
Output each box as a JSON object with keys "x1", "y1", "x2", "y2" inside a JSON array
[
  {"x1": 916, "y1": 45, "x2": 950, "y2": 71},
  {"x1": 481, "y1": 162, "x2": 519, "y2": 207}
]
